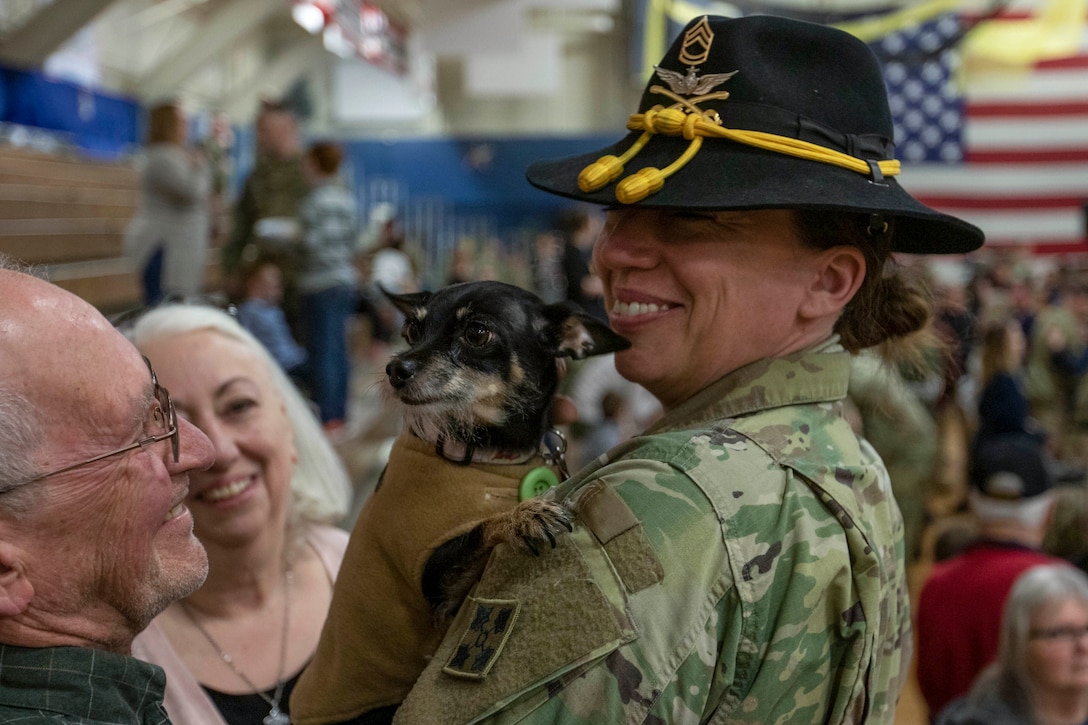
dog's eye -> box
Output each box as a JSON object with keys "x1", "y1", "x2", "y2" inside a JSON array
[
  {"x1": 402, "y1": 319, "x2": 423, "y2": 345},
  {"x1": 463, "y1": 323, "x2": 493, "y2": 347}
]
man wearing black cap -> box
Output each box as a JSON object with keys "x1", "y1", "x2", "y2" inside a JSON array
[
  {"x1": 307, "y1": 14, "x2": 983, "y2": 725},
  {"x1": 916, "y1": 435, "x2": 1063, "y2": 718}
]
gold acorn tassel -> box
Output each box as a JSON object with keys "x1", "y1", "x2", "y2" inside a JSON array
[
  {"x1": 616, "y1": 107, "x2": 704, "y2": 204},
  {"x1": 577, "y1": 119, "x2": 657, "y2": 193}
]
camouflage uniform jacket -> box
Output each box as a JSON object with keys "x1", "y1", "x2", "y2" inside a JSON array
[
  {"x1": 1024, "y1": 306, "x2": 1081, "y2": 406},
  {"x1": 222, "y1": 152, "x2": 308, "y2": 276},
  {"x1": 394, "y1": 339, "x2": 911, "y2": 725}
]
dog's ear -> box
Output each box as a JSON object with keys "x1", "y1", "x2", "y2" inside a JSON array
[
  {"x1": 380, "y1": 286, "x2": 432, "y2": 317},
  {"x1": 543, "y1": 302, "x2": 630, "y2": 360}
]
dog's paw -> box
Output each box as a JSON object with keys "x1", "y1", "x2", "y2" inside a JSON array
[
  {"x1": 482, "y1": 499, "x2": 574, "y2": 556},
  {"x1": 427, "y1": 500, "x2": 575, "y2": 621}
]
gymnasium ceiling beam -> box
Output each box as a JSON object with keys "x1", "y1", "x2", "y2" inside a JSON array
[
  {"x1": 0, "y1": 0, "x2": 117, "y2": 68},
  {"x1": 136, "y1": 0, "x2": 283, "y2": 100}
]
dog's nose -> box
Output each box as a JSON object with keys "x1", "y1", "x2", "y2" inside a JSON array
[{"x1": 386, "y1": 358, "x2": 418, "y2": 389}]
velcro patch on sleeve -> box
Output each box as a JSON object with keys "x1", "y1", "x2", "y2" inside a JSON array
[
  {"x1": 577, "y1": 481, "x2": 639, "y2": 544},
  {"x1": 442, "y1": 598, "x2": 521, "y2": 680},
  {"x1": 395, "y1": 528, "x2": 636, "y2": 725},
  {"x1": 576, "y1": 480, "x2": 663, "y2": 594},
  {"x1": 604, "y1": 525, "x2": 665, "y2": 594}
]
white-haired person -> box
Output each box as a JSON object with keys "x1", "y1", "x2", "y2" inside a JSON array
[
  {"x1": 936, "y1": 563, "x2": 1088, "y2": 725},
  {"x1": 917, "y1": 434, "x2": 1066, "y2": 716},
  {"x1": 127, "y1": 304, "x2": 353, "y2": 725}
]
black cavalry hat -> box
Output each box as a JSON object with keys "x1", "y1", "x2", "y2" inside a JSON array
[{"x1": 526, "y1": 14, "x2": 984, "y2": 255}]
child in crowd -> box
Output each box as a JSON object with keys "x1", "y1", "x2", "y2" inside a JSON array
[{"x1": 236, "y1": 257, "x2": 308, "y2": 381}]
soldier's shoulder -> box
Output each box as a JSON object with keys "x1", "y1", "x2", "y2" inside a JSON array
[{"x1": 604, "y1": 424, "x2": 781, "y2": 484}]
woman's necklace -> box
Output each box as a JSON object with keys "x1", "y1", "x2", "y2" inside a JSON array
[{"x1": 180, "y1": 569, "x2": 293, "y2": 725}]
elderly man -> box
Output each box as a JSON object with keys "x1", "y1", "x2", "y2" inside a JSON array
[{"x1": 0, "y1": 258, "x2": 214, "y2": 723}]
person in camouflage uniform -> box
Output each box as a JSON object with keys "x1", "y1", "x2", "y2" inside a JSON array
[
  {"x1": 221, "y1": 100, "x2": 310, "y2": 298},
  {"x1": 1023, "y1": 275, "x2": 1088, "y2": 460},
  {"x1": 330, "y1": 15, "x2": 984, "y2": 725},
  {"x1": 847, "y1": 350, "x2": 938, "y2": 564}
]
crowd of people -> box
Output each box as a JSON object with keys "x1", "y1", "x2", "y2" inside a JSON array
[
  {"x1": 901, "y1": 253, "x2": 1088, "y2": 722},
  {"x1": 5, "y1": 11, "x2": 1088, "y2": 725}
]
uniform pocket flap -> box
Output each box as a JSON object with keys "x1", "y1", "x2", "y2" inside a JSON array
[{"x1": 394, "y1": 527, "x2": 637, "y2": 724}]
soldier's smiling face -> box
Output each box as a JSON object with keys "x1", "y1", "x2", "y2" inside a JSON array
[{"x1": 592, "y1": 208, "x2": 842, "y2": 409}]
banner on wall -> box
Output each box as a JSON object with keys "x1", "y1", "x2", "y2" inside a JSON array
[
  {"x1": 0, "y1": 66, "x2": 138, "y2": 158},
  {"x1": 870, "y1": 0, "x2": 1088, "y2": 251}
]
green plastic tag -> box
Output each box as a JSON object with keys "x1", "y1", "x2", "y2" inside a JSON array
[{"x1": 519, "y1": 466, "x2": 559, "y2": 501}]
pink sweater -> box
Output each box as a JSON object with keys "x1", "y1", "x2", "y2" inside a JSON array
[{"x1": 132, "y1": 525, "x2": 349, "y2": 725}]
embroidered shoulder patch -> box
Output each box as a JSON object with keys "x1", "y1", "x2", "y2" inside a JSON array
[{"x1": 442, "y1": 597, "x2": 521, "y2": 680}]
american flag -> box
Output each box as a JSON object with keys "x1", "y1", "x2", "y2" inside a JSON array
[
  {"x1": 637, "y1": 0, "x2": 1088, "y2": 253},
  {"x1": 877, "y1": 2, "x2": 1088, "y2": 253}
]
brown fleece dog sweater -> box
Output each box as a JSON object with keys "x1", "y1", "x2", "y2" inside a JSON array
[{"x1": 290, "y1": 431, "x2": 549, "y2": 725}]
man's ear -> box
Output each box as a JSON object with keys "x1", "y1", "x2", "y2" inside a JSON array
[
  {"x1": 0, "y1": 541, "x2": 33, "y2": 617},
  {"x1": 799, "y1": 246, "x2": 866, "y2": 321}
]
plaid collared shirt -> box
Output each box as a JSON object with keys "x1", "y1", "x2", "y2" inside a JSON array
[{"x1": 0, "y1": 644, "x2": 170, "y2": 724}]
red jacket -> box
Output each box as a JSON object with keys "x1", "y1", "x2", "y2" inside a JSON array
[{"x1": 915, "y1": 540, "x2": 1065, "y2": 716}]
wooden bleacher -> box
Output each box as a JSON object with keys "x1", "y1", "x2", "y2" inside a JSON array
[{"x1": 0, "y1": 144, "x2": 222, "y2": 314}]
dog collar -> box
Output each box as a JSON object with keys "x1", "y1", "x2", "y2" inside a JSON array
[
  {"x1": 426, "y1": 428, "x2": 566, "y2": 468},
  {"x1": 433, "y1": 434, "x2": 538, "y2": 466},
  {"x1": 427, "y1": 428, "x2": 569, "y2": 500},
  {"x1": 521, "y1": 428, "x2": 568, "y2": 500}
]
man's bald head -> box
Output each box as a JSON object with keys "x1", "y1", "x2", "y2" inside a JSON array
[
  {"x1": 0, "y1": 266, "x2": 148, "y2": 486},
  {"x1": 0, "y1": 267, "x2": 115, "y2": 343},
  {"x1": 1, "y1": 268, "x2": 125, "y2": 396}
]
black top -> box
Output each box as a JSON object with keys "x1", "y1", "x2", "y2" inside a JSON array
[{"x1": 202, "y1": 670, "x2": 301, "y2": 725}]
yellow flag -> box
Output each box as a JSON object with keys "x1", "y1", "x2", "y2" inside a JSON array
[{"x1": 964, "y1": 0, "x2": 1087, "y2": 65}]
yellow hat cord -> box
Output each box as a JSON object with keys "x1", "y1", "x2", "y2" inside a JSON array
[{"x1": 578, "y1": 84, "x2": 902, "y2": 204}]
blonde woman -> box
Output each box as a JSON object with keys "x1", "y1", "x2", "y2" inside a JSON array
[{"x1": 128, "y1": 304, "x2": 352, "y2": 725}]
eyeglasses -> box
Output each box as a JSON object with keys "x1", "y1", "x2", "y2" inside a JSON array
[
  {"x1": 13, "y1": 356, "x2": 179, "y2": 487},
  {"x1": 1029, "y1": 624, "x2": 1088, "y2": 644}
]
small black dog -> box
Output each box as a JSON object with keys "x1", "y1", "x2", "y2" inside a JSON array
[
  {"x1": 384, "y1": 280, "x2": 627, "y2": 469},
  {"x1": 382, "y1": 280, "x2": 630, "y2": 612},
  {"x1": 296, "y1": 281, "x2": 629, "y2": 721}
]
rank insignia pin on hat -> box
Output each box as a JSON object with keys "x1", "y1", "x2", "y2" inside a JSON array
[
  {"x1": 654, "y1": 16, "x2": 737, "y2": 96},
  {"x1": 526, "y1": 14, "x2": 984, "y2": 255}
]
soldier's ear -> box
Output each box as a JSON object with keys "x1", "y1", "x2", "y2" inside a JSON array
[{"x1": 798, "y1": 246, "x2": 865, "y2": 321}]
